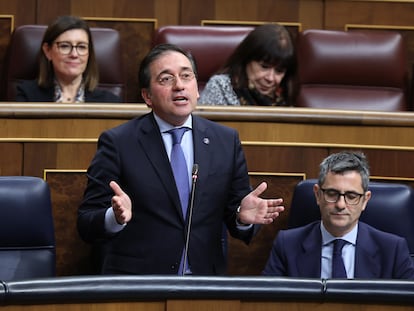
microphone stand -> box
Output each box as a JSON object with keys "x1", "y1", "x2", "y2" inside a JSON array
[{"x1": 181, "y1": 164, "x2": 198, "y2": 276}]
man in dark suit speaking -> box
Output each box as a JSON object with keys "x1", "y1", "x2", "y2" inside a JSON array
[{"x1": 78, "y1": 43, "x2": 284, "y2": 275}]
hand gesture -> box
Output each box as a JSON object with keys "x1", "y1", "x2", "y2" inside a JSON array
[
  {"x1": 110, "y1": 181, "x2": 132, "y2": 225},
  {"x1": 238, "y1": 182, "x2": 284, "y2": 225}
]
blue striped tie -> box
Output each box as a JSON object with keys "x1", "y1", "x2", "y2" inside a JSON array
[{"x1": 168, "y1": 127, "x2": 191, "y2": 275}]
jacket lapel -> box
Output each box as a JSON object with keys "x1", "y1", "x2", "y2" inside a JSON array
[
  {"x1": 298, "y1": 223, "x2": 323, "y2": 278},
  {"x1": 138, "y1": 113, "x2": 184, "y2": 221},
  {"x1": 354, "y1": 223, "x2": 381, "y2": 278},
  {"x1": 190, "y1": 116, "x2": 211, "y2": 214}
]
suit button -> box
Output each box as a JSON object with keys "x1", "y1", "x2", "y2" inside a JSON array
[{"x1": 171, "y1": 264, "x2": 177, "y2": 270}]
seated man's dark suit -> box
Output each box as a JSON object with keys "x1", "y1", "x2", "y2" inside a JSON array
[{"x1": 262, "y1": 221, "x2": 414, "y2": 279}]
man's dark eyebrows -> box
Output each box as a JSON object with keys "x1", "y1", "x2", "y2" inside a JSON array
[{"x1": 156, "y1": 67, "x2": 193, "y2": 77}]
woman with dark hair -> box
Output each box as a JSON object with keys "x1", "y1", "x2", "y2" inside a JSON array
[
  {"x1": 16, "y1": 15, "x2": 120, "y2": 103},
  {"x1": 199, "y1": 23, "x2": 295, "y2": 106}
]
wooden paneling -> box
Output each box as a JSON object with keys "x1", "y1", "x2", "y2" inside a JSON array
[
  {"x1": 2, "y1": 104, "x2": 414, "y2": 276},
  {"x1": 154, "y1": 0, "x2": 180, "y2": 26},
  {"x1": 0, "y1": 0, "x2": 36, "y2": 26},
  {"x1": 36, "y1": 0, "x2": 70, "y2": 24},
  {"x1": 23, "y1": 142, "x2": 97, "y2": 177},
  {"x1": 4, "y1": 0, "x2": 413, "y2": 32},
  {"x1": 201, "y1": 20, "x2": 302, "y2": 42},
  {"x1": 167, "y1": 300, "x2": 240, "y2": 311},
  {"x1": 0, "y1": 142, "x2": 22, "y2": 175},
  {"x1": 298, "y1": 0, "x2": 324, "y2": 30},
  {"x1": 0, "y1": 302, "x2": 165, "y2": 311},
  {"x1": 0, "y1": 15, "x2": 14, "y2": 96},
  {"x1": 193, "y1": 0, "x2": 300, "y2": 24},
  {"x1": 241, "y1": 302, "x2": 414, "y2": 311},
  {"x1": 325, "y1": 1, "x2": 414, "y2": 31},
  {"x1": 84, "y1": 18, "x2": 157, "y2": 103},
  {"x1": 228, "y1": 174, "x2": 304, "y2": 275},
  {"x1": 45, "y1": 170, "x2": 92, "y2": 276},
  {"x1": 243, "y1": 146, "x2": 325, "y2": 177},
  {"x1": 0, "y1": 299, "x2": 414, "y2": 311}
]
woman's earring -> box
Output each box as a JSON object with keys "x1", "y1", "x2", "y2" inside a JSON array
[{"x1": 248, "y1": 80, "x2": 254, "y2": 90}]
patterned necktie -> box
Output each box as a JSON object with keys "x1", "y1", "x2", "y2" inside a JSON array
[
  {"x1": 168, "y1": 127, "x2": 190, "y2": 219},
  {"x1": 332, "y1": 239, "x2": 348, "y2": 278}
]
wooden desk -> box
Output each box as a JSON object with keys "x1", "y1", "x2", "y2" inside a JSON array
[
  {"x1": 2, "y1": 276, "x2": 414, "y2": 310},
  {"x1": 1, "y1": 103, "x2": 414, "y2": 276}
]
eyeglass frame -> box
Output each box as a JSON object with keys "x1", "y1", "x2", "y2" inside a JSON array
[
  {"x1": 319, "y1": 187, "x2": 365, "y2": 205},
  {"x1": 54, "y1": 41, "x2": 89, "y2": 56},
  {"x1": 156, "y1": 70, "x2": 195, "y2": 86}
]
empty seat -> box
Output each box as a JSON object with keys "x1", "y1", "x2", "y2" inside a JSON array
[
  {"x1": 0, "y1": 176, "x2": 55, "y2": 280},
  {"x1": 296, "y1": 29, "x2": 409, "y2": 111}
]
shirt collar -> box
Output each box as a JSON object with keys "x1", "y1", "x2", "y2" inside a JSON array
[
  {"x1": 153, "y1": 113, "x2": 193, "y2": 133},
  {"x1": 53, "y1": 79, "x2": 85, "y2": 103},
  {"x1": 321, "y1": 221, "x2": 358, "y2": 246}
]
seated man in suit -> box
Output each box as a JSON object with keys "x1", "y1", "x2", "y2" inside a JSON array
[{"x1": 262, "y1": 151, "x2": 414, "y2": 279}]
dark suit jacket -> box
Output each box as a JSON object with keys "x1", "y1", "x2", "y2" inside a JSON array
[
  {"x1": 15, "y1": 80, "x2": 121, "y2": 102},
  {"x1": 78, "y1": 112, "x2": 255, "y2": 275},
  {"x1": 262, "y1": 221, "x2": 414, "y2": 279}
]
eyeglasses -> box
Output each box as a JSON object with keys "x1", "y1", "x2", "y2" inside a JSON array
[
  {"x1": 55, "y1": 41, "x2": 89, "y2": 56},
  {"x1": 156, "y1": 71, "x2": 195, "y2": 86},
  {"x1": 320, "y1": 188, "x2": 365, "y2": 205}
]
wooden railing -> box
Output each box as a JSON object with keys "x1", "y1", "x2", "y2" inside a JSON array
[{"x1": 1, "y1": 103, "x2": 414, "y2": 276}]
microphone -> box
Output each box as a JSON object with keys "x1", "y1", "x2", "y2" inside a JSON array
[{"x1": 181, "y1": 163, "x2": 199, "y2": 275}]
